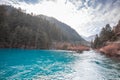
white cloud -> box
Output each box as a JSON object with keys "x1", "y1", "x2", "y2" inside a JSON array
[{"x1": 0, "y1": 0, "x2": 120, "y2": 37}]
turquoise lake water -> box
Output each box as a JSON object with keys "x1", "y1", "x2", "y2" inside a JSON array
[{"x1": 0, "y1": 49, "x2": 120, "y2": 80}]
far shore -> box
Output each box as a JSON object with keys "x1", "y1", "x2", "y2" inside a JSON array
[{"x1": 0, "y1": 44, "x2": 90, "y2": 53}]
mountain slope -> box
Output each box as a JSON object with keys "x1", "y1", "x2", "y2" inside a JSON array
[
  {"x1": 39, "y1": 15, "x2": 86, "y2": 42},
  {"x1": 0, "y1": 5, "x2": 86, "y2": 49},
  {"x1": 82, "y1": 35, "x2": 96, "y2": 42}
]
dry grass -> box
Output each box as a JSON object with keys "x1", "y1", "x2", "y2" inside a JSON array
[{"x1": 67, "y1": 45, "x2": 90, "y2": 51}]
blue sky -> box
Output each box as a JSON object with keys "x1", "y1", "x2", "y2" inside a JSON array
[{"x1": 0, "y1": 0, "x2": 120, "y2": 37}]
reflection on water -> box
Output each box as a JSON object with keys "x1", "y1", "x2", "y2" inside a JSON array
[{"x1": 0, "y1": 49, "x2": 120, "y2": 80}]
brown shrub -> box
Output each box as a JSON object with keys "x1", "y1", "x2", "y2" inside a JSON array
[{"x1": 99, "y1": 43, "x2": 120, "y2": 56}]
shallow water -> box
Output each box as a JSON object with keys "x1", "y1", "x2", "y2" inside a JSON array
[{"x1": 0, "y1": 49, "x2": 120, "y2": 80}]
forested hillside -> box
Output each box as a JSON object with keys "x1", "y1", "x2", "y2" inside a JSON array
[
  {"x1": 0, "y1": 5, "x2": 86, "y2": 49},
  {"x1": 92, "y1": 21, "x2": 120, "y2": 49},
  {"x1": 91, "y1": 20, "x2": 120, "y2": 56}
]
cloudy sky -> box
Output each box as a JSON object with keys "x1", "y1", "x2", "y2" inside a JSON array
[{"x1": 0, "y1": 0, "x2": 120, "y2": 37}]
